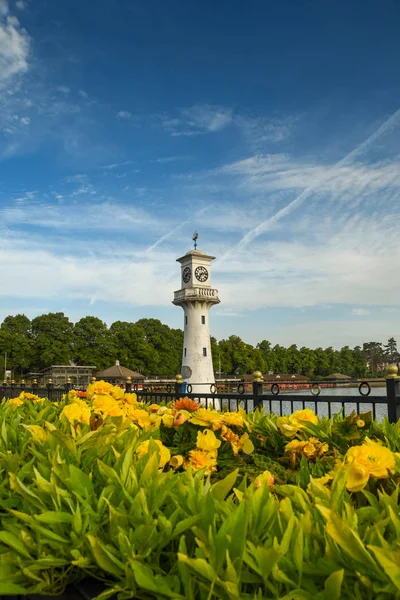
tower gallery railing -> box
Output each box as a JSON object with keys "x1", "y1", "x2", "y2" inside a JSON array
[{"x1": 1, "y1": 366, "x2": 399, "y2": 423}]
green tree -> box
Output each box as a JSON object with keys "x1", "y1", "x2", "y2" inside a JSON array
[
  {"x1": 31, "y1": 312, "x2": 74, "y2": 369},
  {"x1": 299, "y1": 347, "x2": 317, "y2": 377},
  {"x1": 109, "y1": 321, "x2": 159, "y2": 374},
  {"x1": 339, "y1": 346, "x2": 354, "y2": 376},
  {"x1": 0, "y1": 314, "x2": 35, "y2": 378},
  {"x1": 73, "y1": 316, "x2": 115, "y2": 369},
  {"x1": 351, "y1": 346, "x2": 367, "y2": 378},
  {"x1": 363, "y1": 342, "x2": 385, "y2": 374},
  {"x1": 384, "y1": 337, "x2": 399, "y2": 364}
]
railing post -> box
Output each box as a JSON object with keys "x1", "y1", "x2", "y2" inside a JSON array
[
  {"x1": 20, "y1": 379, "x2": 25, "y2": 390},
  {"x1": 252, "y1": 371, "x2": 264, "y2": 410},
  {"x1": 386, "y1": 364, "x2": 400, "y2": 424},
  {"x1": 126, "y1": 376, "x2": 132, "y2": 393},
  {"x1": 32, "y1": 378, "x2": 38, "y2": 392},
  {"x1": 47, "y1": 378, "x2": 54, "y2": 401},
  {"x1": 175, "y1": 374, "x2": 184, "y2": 400},
  {"x1": 65, "y1": 377, "x2": 72, "y2": 393}
]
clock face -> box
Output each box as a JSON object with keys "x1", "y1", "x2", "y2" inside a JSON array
[
  {"x1": 195, "y1": 266, "x2": 208, "y2": 282},
  {"x1": 182, "y1": 267, "x2": 191, "y2": 283}
]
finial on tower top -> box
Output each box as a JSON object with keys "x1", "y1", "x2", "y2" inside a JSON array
[{"x1": 192, "y1": 231, "x2": 198, "y2": 250}]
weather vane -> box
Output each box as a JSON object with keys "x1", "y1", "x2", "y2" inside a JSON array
[{"x1": 192, "y1": 231, "x2": 198, "y2": 250}]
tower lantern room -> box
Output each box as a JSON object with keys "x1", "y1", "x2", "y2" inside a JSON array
[{"x1": 172, "y1": 238, "x2": 220, "y2": 393}]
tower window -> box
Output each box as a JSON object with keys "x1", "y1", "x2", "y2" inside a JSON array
[
  {"x1": 185, "y1": 316, "x2": 187, "y2": 325},
  {"x1": 184, "y1": 348, "x2": 187, "y2": 357},
  {"x1": 203, "y1": 347, "x2": 207, "y2": 357},
  {"x1": 201, "y1": 315, "x2": 205, "y2": 324}
]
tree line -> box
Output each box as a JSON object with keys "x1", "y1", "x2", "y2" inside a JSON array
[{"x1": 0, "y1": 312, "x2": 398, "y2": 379}]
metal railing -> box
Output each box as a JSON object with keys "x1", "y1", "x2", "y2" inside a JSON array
[
  {"x1": 128, "y1": 367, "x2": 400, "y2": 423},
  {"x1": 1, "y1": 366, "x2": 399, "y2": 423}
]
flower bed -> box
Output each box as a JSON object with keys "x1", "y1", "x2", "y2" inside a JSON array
[{"x1": 0, "y1": 382, "x2": 399, "y2": 599}]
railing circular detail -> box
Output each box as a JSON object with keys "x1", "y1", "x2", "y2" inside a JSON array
[
  {"x1": 271, "y1": 383, "x2": 280, "y2": 396},
  {"x1": 237, "y1": 383, "x2": 245, "y2": 395},
  {"x1": 310, "y1": 384, "x2": 321, "y2": 397},
  {"x1": 133, "y1": 384, "x2": 138, "y2": 391},
  {"x1": 166, "y1": 384, "x2": 172, "y2": 393},
  {"x1": 210, "y1": 383, "x2": 217, "y2": 394},
  {"x1": 358, "y1": 382, "x2": 371, "y2": 397},
  {"x1": 186, "y1": 383, "x2": 192, "y2": 393}
]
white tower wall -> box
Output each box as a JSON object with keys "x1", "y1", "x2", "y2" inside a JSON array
[{"x1": 172, "y1": 249, "x2": 220, "y2": 395}]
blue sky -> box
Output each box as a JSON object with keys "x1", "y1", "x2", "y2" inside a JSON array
[{"x1": 1, "y1": 0, "x2": 400, "y2": 349}]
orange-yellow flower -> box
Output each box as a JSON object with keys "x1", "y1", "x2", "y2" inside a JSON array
[
  {"x1": 190, "y1": 408, "x2": 221, "y2": 428},
  {"x1": 9, "y1": 397, "x2": 23, "y2": 407},
  {"x1": 185, "y1": 450, "x2": 218, "y2": 474},
  {"x1": 172, "y1": 397, "x2": 201, "y2": 412}
]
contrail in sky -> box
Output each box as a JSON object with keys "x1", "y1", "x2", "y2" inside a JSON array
[
  {"x1": 220, "y1": 106, "x2": 400, "y2": 261},
  {"x1": 146, "y1": 205, "x2": 211, "y2": 252}
]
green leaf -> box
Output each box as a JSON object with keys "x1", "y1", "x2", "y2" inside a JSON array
[
  {"x1": 35, "y1": 511, "x2": 73, "y2": 524},
  {"x1": 317, "y1": 506, "x2": 377, "y2": 571},
  {"x1": 0, "y1": 583, "x2": 27, "y2": 594},
  {"x1": 211, "y1": 469, "x2": 238, "y2": 501},
  {"x1": 368, "y1": 546, "x2": 400, "y2": 591},
  {"x1": 88, "y1": 535, "x2": 125, "y2": 577},
  {"x1": 324, "y1": 569, "x2": 344, "y2": 600},
  {"x1": 0, "y1": 531, "x2": 31, "y2": 558}
]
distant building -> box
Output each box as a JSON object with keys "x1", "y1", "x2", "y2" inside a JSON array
[
  {"x1": 324, "y1": 373, "x2": 352, "y2": 381},
  {"x1": 94, "y1": 360, "x2": 145, "y2": 385},
  {"x1": 26, "y1": 365, "x2": 96, "y2": 388}
]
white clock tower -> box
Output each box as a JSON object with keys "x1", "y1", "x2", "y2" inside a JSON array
[{"x1": 173, "y1": 236, "x2": 220, "y2": 394}]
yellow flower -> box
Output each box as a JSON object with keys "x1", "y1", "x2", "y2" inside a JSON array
[
  {"x1": 346, "y1": 438, "x2": 395, "y2": 479},
  {"x1": 149, "y1": 404, "x2": 160, "y2": 413},
  {"x1": 190, "y1": 408, "x2": 221, "y2": 428},
  {"x1": 60, "y1": 403, "x2": 91, "y2": 426},
  {"x1": 240, "y1": 433, "x2": 254, "y2": 454},
  {"x1": 356, "y1": 419, "x2": 365, "y2": 428},
  {"x1": 92, "y1": 394, "x2": 123, "y2": 417},
  {"x1": 290, "y1": 408, "x2": 318, "y2": 428},
  {"x1": 276, "y1": 416, "x2": 298, "y2": 438},
  {"x1": 254, "y1": 470, "x2": 274, "y2": 489},
  {"x1": 185, "y1": 450, "x2": 218, "y2": 474},
  {"x1": 161, "y1": 414, "x2": 175, "y2": 428},
  {"x1": 302, "y1": 442, "x2": 317, "y2": 459},
  {"x1": 196, "y1": 429, "x2": 221, "y2": 452},
  {"x1": 24, "y1": 425, "x2": 48, "y2": 444},
  {"x1": 86, "y1": 380, "x2": 115, "y2": 399},
  {"x1": 170, "y1": 455, "x2": 184, "y2": 469},
  {"x1": 124, "y1": 392, "x2": 138, "y2": 405},
  {"x1": 9, "y1": 397, "x2": 23, "y2": 407},
  {"x1": 18, "y1": 391, "x2": 43, "y2": 403},
  {"x1": 126, "y1": 408, "x2": 153, "y2": 430},
  {"x1": 136, "y1": 439, "x2": 170, "y2": 468},
  {"x1": 346, "y1": 461, "x2": 370, "y2": 492},
  {"x1": 222, "y1": 412, "x2": 246, "y2": 429}
]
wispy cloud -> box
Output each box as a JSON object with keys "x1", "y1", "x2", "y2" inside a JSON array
[
  {"x1": 352, "y1": 308, "x2": 371, "y2": 316},
  {"x1": 235, "y1": 114, "x2": 295, "y2": 148},
  {"x1": 117, "y1": 110, "x2": 132, "y2": 119},
  {"x1": 152, "y1": 155, "x2": 192, "y2": 164},
  {"x1": 0, "y1": 1, "x2": 30, "y2": 86},
  {"x1": 163, "y1": 105, "x2": 233, "y2": 136},
  {"x1": 220, "y1": 106, "x2": 400, "y2": 259}
]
